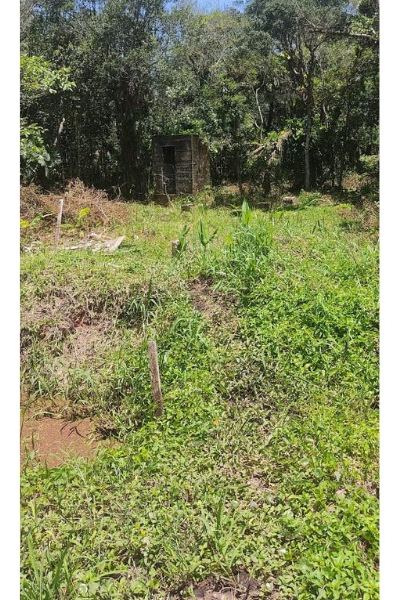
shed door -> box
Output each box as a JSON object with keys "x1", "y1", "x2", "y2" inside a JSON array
[{"x1": 162, "y1": 146, "x2": 176, "y2": 194}]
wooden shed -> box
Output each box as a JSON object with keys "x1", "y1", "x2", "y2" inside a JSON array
[{"x1": 152, "y1": 134, "x2": 211, "y2": 203}]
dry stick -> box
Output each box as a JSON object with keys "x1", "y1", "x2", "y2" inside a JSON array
[
  {"x1": 54, "y1": 198, "x2": 64, "y2": 247},
  {"x1": 148, "y1": 340, "x2": 164, "y2": 416}
]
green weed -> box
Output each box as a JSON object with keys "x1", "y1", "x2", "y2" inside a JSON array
[{"x1": 21, "y1": 200, "x2": 378, "y2": 598}]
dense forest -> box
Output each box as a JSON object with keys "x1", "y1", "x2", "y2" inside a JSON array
[{"x1": 21, "y1": 0, "x2": 379, "y2": 198}]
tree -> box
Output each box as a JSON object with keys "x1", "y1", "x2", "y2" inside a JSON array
[
  {"x1": 20, "y1": 54, "x2": 75, "y2": 182},
  {"x1": 248, "y1": 0, "x2": 347, "y2": 190},
  {"x1": 22, "y1": 0, "x2": 164, "y2": 196},
  {"x1": 154, "y1": 7, "x2": 283, "y2": 192},
  {"x1": 20, "y1": 0, "x2": 378, "y2": 197}
]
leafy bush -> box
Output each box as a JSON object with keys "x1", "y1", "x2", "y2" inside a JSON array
[
  {"x1": 359, "y1": 155, "x2": 379, "y2": 175},
  {"x1": 20, "y1": 122, "x2": 60, "y2": 183}
]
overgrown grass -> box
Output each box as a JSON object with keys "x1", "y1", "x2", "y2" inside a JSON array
[{"x1": 21, "y1": 194, "x2": 379, "y2": 598}]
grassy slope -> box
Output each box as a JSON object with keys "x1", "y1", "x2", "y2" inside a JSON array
[{"x1": 20, "y1": 198, "x2": 379, "y2": 599}]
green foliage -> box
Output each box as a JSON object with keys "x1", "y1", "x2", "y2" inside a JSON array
[
  {"x1": 20, "y1": 0, "x2": 377, "y2": 194},
  {"x1": 20, "y1": 1, "x2": 379, "y2": 590},
  {"x1": 177, "y1": 224, "x2": 190, "y2": 256},
  {"x1": 198, "y1": 221, "x2": 218, "y2": 252},
  {"x1": 20, "y1": 54, "x2": 75, "y2": 106},
  {"x1": 21, "y1": 202, "x2": 378, "y2": 598},
  {"x1": 359, "y1": 155, "x2": 379, "y2": 175},
  {"x1": 21, "y1": 534, "x2": 76, "y2": 599},
  {"x1": 240, "y1": 199, "x2": 252, "y2": 226},
  {"x1": 20, "y1": 122, "x2": 58, "y2": 182},
  {"x1": 20, "y1": 53, "x2": 75, "y2": 183},
  {"x1": 76, "y1": 207, "x2": 91, "y2": 229},
  {"x1": 20, "y1": 215, "x2": 43, "y2": 230},
  {"x1": 298, "y1": 190, "x2": 322, "y2": 208}
]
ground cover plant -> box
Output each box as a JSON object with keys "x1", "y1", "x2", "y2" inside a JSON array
[{"x1": 20, "y1": 192, "x2": 378, "y2": 599}]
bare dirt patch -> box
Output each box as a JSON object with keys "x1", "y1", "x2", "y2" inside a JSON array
[
  {"x1": 182, "y1": 571, "x2": 262, "y2": 599},
  {"x1": 189, "y1": 281, "x2": 238, "y2": 330},
  {"x1": 46, "y1": 321, "x2": 140, "y2": 388},
  {"x1": 21, "y1": 295, "x2": 80, "y2": 350},
  {"x1": 248, "y1": 475, "x2": 275, "y2": 495},
  {"x1": 54, "y1": 322, "x2": 110, "y2": 377},
  {"x1": 28, "y1": 322, "x2": 115, "y2": 401},
  {"x1": 21, "y1": 299, "x2": 112, "y2": 368},
  {"x1": 20, "y1": 410, "x2": 116, "y2": 468}
]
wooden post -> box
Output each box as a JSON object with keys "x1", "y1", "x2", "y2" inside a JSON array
[
  {"x1": 54, "y1": 198, "x2": 64, "y2": 247},
  {"x1": 148, "y1": 340, "x2": 164, "y2": 416}
]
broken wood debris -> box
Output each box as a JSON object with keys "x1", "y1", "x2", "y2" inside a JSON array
[{"x1": 63, "y1": 235, "x2": 125, "y2": 253}]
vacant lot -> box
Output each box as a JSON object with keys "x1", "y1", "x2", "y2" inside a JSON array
[{"x1": 20, "y1": 193, "x2": 379, "y2": 599}]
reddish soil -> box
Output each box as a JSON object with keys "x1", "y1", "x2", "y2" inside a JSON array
[{"x1": 20, "y1": 412, "x2": 107, "y2": 468}]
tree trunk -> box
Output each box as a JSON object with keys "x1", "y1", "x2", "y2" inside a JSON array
[
  {"x1": 75, "y1": 111, "x2": 81, "y2": 179},
  {"x1": 267, "y1": 101, "x2": 274, "y2": 131},
  {"x1": 305, "y1": 90, "x2": 313, "y2": 191},
  {"x1": 337, "y1": 157, "x2": 344, "y2": 189},
  {"x1": 237, "y1": 160, "x2": 243, "y2": 196},
  {"x1": 235, "y1": 145, "x2": 243, "y2": 195},
  {"x1": 263, "y1": 171, "x2": 271, "y2": 195}
]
